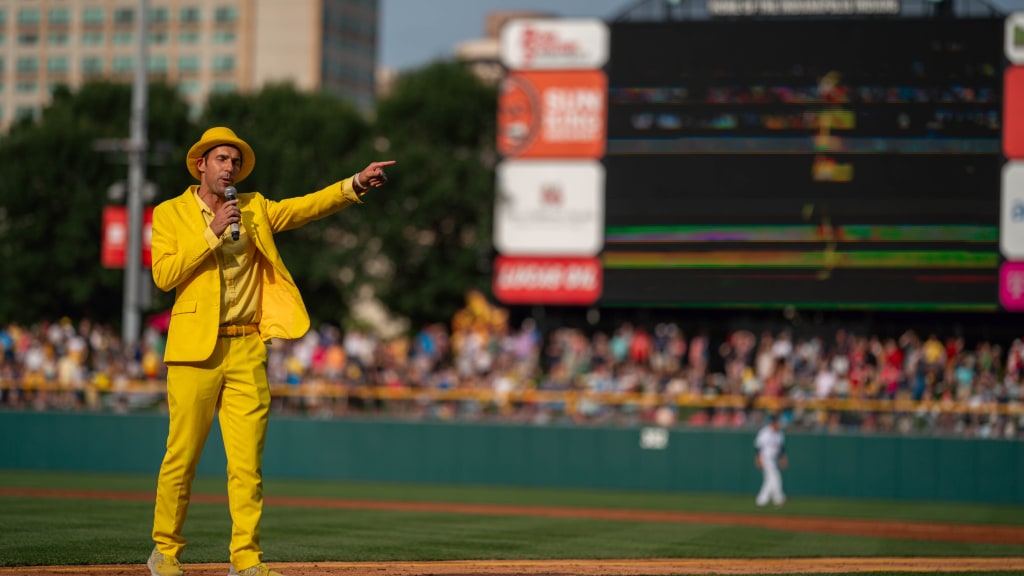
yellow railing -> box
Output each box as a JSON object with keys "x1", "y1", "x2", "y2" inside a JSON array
[{"x1": 2, "y1": 379, "x2": 1021, "y2": 417}]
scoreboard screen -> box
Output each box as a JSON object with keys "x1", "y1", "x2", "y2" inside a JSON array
[{"x1": 601, "y1": 18, "x2": 1004, "y2": 310}]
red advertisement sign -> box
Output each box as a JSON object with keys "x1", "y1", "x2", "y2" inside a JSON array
[
  {"x1": 497, "y1": 70, "x2": 607, "y2": 159},
  {"x1": 492, "y1": 255, "x2": 602, "y2": 305},
  {"x1": 102, "y1": 206, "x2": 153, "y2": 269},
  {"x1": 1006, "y1": 66, "x2": 1024, "y2": 159}
]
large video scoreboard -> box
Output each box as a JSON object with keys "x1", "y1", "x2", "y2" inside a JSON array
[{"x1": 600, "y1": 18, "x2": 1005, "y2": 310}]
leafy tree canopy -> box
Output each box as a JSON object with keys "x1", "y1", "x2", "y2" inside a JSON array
[
  {"x1": 0, "y1": 64, "x2": 499, "y2": 336},
  {"x1": 0, "y1": 81, "x2": 191, "y2": 323},
  {"x1": 366, "y1": 61, "x2": 498, "y2": 328}
]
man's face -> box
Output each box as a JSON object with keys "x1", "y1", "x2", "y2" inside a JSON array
[{"x1": 198, "y1": 144, "x2": 242, "y2": 195}]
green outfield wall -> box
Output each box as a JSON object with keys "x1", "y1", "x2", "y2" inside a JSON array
[{"x1": 1, "y1": 411, "x2": 1021, "y2": 503}]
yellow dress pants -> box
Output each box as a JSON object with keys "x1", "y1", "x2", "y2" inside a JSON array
[{"x1": 152, "y1": 333, "x2": 269, "y2": 571}]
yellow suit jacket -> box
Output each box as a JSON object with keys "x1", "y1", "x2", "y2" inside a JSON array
[{"x1": 151, "y1": 179, "x2": 362, "y2": 363}]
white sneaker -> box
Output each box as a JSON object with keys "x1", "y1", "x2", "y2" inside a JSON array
[
  {"x1": 228, "y1": 563, "x2": 284, "y2": 576},
  {"x1": 147, "y1": 547, "x2": 183, "y2": 576}
]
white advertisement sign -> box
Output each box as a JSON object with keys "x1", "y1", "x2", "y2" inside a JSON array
[
  {"x1": 494, "y1": 160, "x2": 605, "y2": 256},
  {"x1": 1008, "y1": 13, "x2": 1024, "y2": 64},
  {"x1": 500, "y1": 19, "x2": 609, "y2": 71},
  {"x1": 1001, "y1": 162, "x2": 1024, "y2": 258}
]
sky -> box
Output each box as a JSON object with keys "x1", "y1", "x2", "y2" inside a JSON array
[
  {"x1": 379, "y1": 0, "x2": 630, "y2": 71},
  {"x1": 379, "y1": 0, "x2": 1024, "y2": 72}
]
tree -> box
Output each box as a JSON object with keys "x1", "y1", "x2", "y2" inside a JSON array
[
  {"x1": 0, "y1": 81, "x2": 193, "y2": 324},
  {"x1": 0, "y1": 66, "x2": 498, "y2": 334},
  {"x1": 366, "y1": 61, "x2": 498, "y2": 328}
]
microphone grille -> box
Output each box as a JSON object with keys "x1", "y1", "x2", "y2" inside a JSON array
[{"x1": 224, "y1": 186, "x2": 237, "y2": 199}]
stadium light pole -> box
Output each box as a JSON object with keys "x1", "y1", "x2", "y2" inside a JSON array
[{"x1": 123, "y1": 0, "x2": 149, "y2": 352}]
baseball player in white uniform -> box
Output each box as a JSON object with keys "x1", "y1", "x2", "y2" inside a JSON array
[{"x1": 754, "y1": 414, "x2": 788, "y2": 507}]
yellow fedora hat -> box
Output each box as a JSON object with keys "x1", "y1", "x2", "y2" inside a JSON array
[{"x1": 186, "y1": 126, "x2": 256, "y2": 183}]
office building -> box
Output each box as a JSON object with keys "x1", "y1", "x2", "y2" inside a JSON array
[{"x1": 0, "y1": 0, "x2": 378, "y2": 131}]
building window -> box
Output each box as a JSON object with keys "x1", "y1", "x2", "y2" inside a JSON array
[
  {"x1": 16, "y1": 82, "x2": 37, "y2": 94},
  {"x1": 113, "y1": 32, "x2": 134, "y2": 45},
  {"x1": 49, "y1": 8, "x2": 71, "y2": 25},
  {"x1": 82, "y1": 8, "x2": 103, "y2": 25},
  {"x1": 18, "y1": 8, "x2": 41, "y2": 25},
  {"x1": 82, "y1": 32, "x2": 103, "y2": 45},
  {"x1": 214, "y1": 6, "x2": 237, "y2": 23},
  {"x1": 147, "y1": 55, "x2": 168, "y2": 72},
  {"x1": 180, "y1": 7, "x2": 201, "y2": 23},
  {"x1": 82, "y1": 56, "x2": 103, "y2": 74},
  {"x1": 48, "y1": 33, "x2": 70, "y2": 46},
  {"x1": 47, "y1": 57, "x2": 69, "y2": 73},
  {"x1": 178, "y1": 55, "x2": 199, "y2": 73},
  {"x1": 178, "y1": 81, "x2": 199, "y2": 95},
  {"x1": 112, "y1": 56, "x2": 134, "y2": 73},
  {"x1": 149, "y1": 32, "x2": 169, "y2": 45},
  {"x1": 148, "y1": 7, "x2": 169, "y2": 23},
  {"x1": 0, "y1": 34, "x2": 5, "y2": 46},
  {"x1": 114, "y1": 8, "x2": 135, "y2": 25},
  {"x1": 0, "y1": 10, "x2": 6, "y2": 25},
  {"x1": 18, "y1": 33, "x2": 38, "y2": 46},
  {"x1": 212, "y1": 81, "x2": 236, "y2": 93},
  {"x1": 213, "y1": 31, "x2": 235, "y2": 44},
  {"x1": 16, "y1": 57, "x2": 38, "y2": 73},
  {"x1": 178, "y1": 31, "x2": 199, "y2": 44},
  {"x1": 16, "y1": 106, "x2": 37, "y2": 121},
  {"x1": 212, "y1": 55, "x2": 235, "y2": 73}
]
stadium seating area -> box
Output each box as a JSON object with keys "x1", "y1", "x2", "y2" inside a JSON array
[{"x1": 1, "y1": 310, "x2": 1022, "y2": 438}]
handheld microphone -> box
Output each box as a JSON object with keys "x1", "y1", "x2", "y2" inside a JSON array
[{"x1": 224, "y1": 186, "x2": 239, "y2": 241}]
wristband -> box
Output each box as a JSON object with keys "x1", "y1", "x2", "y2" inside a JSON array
[{"x1": 353, "y1": 172, "x2": 365, "y2": 191}]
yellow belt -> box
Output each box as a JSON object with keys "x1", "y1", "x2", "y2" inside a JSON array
[{"x1": 217, "y1": 324, "x2": 259, "y2": 337}]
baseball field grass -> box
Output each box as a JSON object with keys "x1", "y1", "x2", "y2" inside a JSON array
[{"x1": 1, "y1": 469, "x2": 1024, "y2": 575}]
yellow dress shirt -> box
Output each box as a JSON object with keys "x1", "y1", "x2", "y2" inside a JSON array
[{"x1": 194, "y1": 189, "x2": 260, "y2": 327}]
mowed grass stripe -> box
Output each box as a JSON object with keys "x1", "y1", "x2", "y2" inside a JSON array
[
  {"x1": 4, "y1": 486, "x2": 1024, "y2": 546},
  {"x1": 2, "y1": 470, "x2": 1023, "y2": 526},
  {"x1": 2, "y1": 495, "x2": 1024, "y2": 567}
]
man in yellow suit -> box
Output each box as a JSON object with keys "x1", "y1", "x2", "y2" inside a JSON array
[{"x1": 147, "y1": 127, "x2": 394, "y2": 576}]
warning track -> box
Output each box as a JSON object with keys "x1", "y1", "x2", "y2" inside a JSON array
[{"x1": 4, "y1": 558, "x2": 1024, "y2": 575}]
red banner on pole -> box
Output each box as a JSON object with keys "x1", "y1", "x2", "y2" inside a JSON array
[{"x1": 102, "y1": 206, "x2": 153, "y2": 269}]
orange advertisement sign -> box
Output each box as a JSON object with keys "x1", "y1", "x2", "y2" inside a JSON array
[{"x1": 497, "y1": 70, "x2": 607, "y2": 159}]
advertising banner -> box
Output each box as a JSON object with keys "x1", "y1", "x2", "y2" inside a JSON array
[
  {"x1": 102, "y1": 206, "x2": 153, "y2": 269},
  {"x1": 500, "y1": 18, "x2": 609, "y2": 71},
  {"x1": 494, "y1": 160, "x2": 604, "y2": 256},
  {"x1": 493, "y1": 255, "x2": 602, "y2": 305},
  {"x1": 498, "y1": 70, "x2": 607, "y2": 159}
]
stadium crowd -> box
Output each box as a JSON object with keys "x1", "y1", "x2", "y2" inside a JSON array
[{"x1": 1, "y1": 293, "x2": 1022, "y2": 439}]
